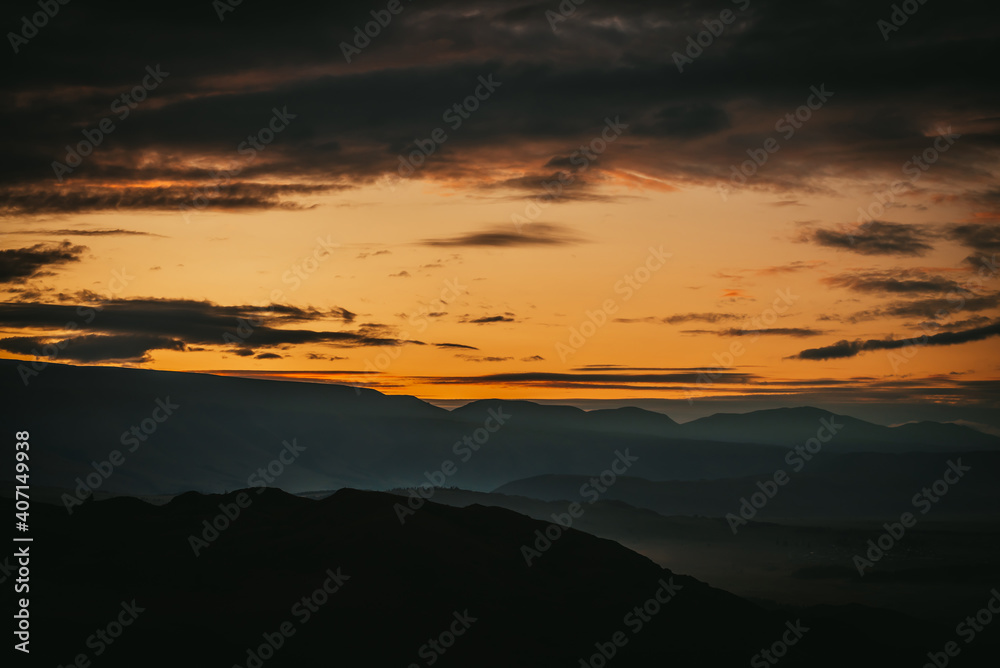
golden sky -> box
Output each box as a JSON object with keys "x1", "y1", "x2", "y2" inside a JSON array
[{"x1": 2, "y1": 0, "x2": 998, "y2": 418}]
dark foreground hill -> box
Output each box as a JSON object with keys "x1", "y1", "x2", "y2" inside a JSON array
[{"x1": 15, "y1": 489, "x2": 992, "y2": 667}]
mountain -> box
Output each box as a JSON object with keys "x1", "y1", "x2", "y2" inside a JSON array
[
  {"x1": 679, "y1": 406, "x2": 999, "y2": 450},
  {"x1": 5, "y1": 360, "x2": 997, "y2": 497},
  {"x1": 17, "y1": 488, "x2": 970, "y2": 667},
  {"x1": 492, "y1": 449, "x2": 1000, "y2": 520}
]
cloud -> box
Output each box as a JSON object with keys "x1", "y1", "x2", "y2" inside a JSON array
[
  {"x1": 683, "y1": 327, "x2": 826, "y2": 337},
  {"x1": 663, "y1": 312, "x2": 744, "y2": 324},
  {"x1": 946, "y1": 223, "x2": 1000, "y2": 252},
  {"x1": 255, "y1": 352, "x2": 283, "y2": 359},
  {"x1": 0, "y1": 298, "x2": 407, "y2": 362},
  {"x1": 0, "y1": 334, "x2": 185, "y2": 363},
  {"x1": 793, "y1": 320, "x2": 1000, "y2": 360},
  {"x1": 356, "y1": 250, "x2": 391, "y2": 259},
  {"x1": 6, "y1": 228, "x2": 164, "y2": 237},
  {"x1": 456, "y1": 355, "x2": 514, "y2": 362},
  {"x1": 823, "y1": 269, "x2": 968, "y2": 295},
  {"x1": 755, "y1": 260, "x2": 824, "y2": 275},
  {"x1": 417, "y1": 370, "x2": 760, "y2": 389},
  {"x1": 468, "y1": 315, "x2": 515, "y2": 324},
  {"x1": 0, "y1": 242, "x2": 87, "y2": 284},
  {"x1": 0, "y1": 184, "x2": 342, "y2": 216},
  {"x1": 436, "y1": 342, "x2": 479, "y2": 350},
  {"x1": 420, "y1": 223, "x2": 581, "y2": 248},
  {"x1": 801, "y1": 222, "x2": 935, "y2": 256},
  {"x1": 0, "y1": 0, "x2": 994, "y2": 220},
  {"x1": 844, "y1": 292, "x2": 1000, "y2": 322},
  {"x1": 521, "y1": 355, "x2": 545, "y2": 361}
]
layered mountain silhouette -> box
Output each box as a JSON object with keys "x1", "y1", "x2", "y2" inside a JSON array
[
  {"x1": 4, "y1": 359, "x2": 997, "y2": 497},
  {"x1": 16, "y1": 488, "x2": 981, "y2": 668}
]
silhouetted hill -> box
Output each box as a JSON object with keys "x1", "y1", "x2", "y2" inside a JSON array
[
  {"x1": 680, "y1": 406, "x2": 999, "y2": 449},
  {"x1": 493, "y1": 450, "x2": 1000, "y2": 520},
  {"x1": 16, "y1": 489, "x2": 981, "y2": 667},
  {"x1": 5, "y1": 360, "x2": 997, "y2": 497}
]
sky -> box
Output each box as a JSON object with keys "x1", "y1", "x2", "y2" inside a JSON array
[{"x1": 2, "y1": 0, "x2": 999, "y2": 424}]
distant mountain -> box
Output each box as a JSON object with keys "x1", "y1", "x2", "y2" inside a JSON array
[
  {"x1": 679, "y1": 406, "x2": 999, "y2": 450},
  {"x1": 450, "y1": 399, "x2": 998, "y2": 451},
  {"x1": 18, "y1": 488, "x2": 962, "y2": 667},
  {"x1": 493, "y1": 449, "x2": 1000, "y2": 520},
  {"x1": 5, "y1": 360, "x2": 997, "y2": 497}
]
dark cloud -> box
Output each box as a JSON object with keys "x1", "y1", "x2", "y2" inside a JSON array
[
  {"x1": 947, "y1": 223, "x2": 1000, "y2": 252},
  {"x1": 0, "y1": 0, "x2": 1000, "y2": 215},
  {"x1": 0, "y1": 298, "x2": 405, "y2": 362},
  {"x1": 793, "y1": 321, "x2": 1000, "y2": 360},
  {"x1": 255, "y1": 352, "x2": 283, "y2": 359},
  {"x1": 306, "y1": 353, "x2": 348, "y2": 360},
  {"x1": 0, "y1": 184, "x2": 341, "y2": 216},
  {"x1": 436, "y1": 342, "x2": 479, "y2": 350},
  {"x1": 422, "y1": 371, "x2": 758, "y2": 385},
  {"x1": 0, "y1": 1, "x2": 996, "y2": 213},
  {"x1": 755, "y1": 261, "x2": 824, "y2": 275},
  {"x1": 420, "y1": 223, "x2": 581, "y2": 248},
  {"x1": 0, "y1": 242, "x2": 86, "y2": 283},
  {"x1": 456, "y1": 355, "x2": 514, "y2": 362},
  {"x1": 6, "y1": 228, "x2": 163, "y2": 237},
  {"x1": 824, "y1": 270, "x2": 968, "y2": 295},
  {"x1": 0, "y1": 334, "x2": 185, "y2": 363},
  {"x1": 640, "y1": 104, "x2": 730, "y2": 138},
  {"x1": 683, "y1": 327, "x2": 826, "y2": 337},
  {"x1": 911, "y1": 316, "x2": 992, "y2": 331},
  {"x1": 845, "y1": 292, "x2": 1000, "y2": 322},
  {"x1": 468, "y1": 315, "x2": 515, "y2": 324},
  {"x1": 665, "y1": 312, "x2": 743, "y2": 324},
  {"x1": 801, "y1": 222, "x2": 935, "y2": 256}
]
